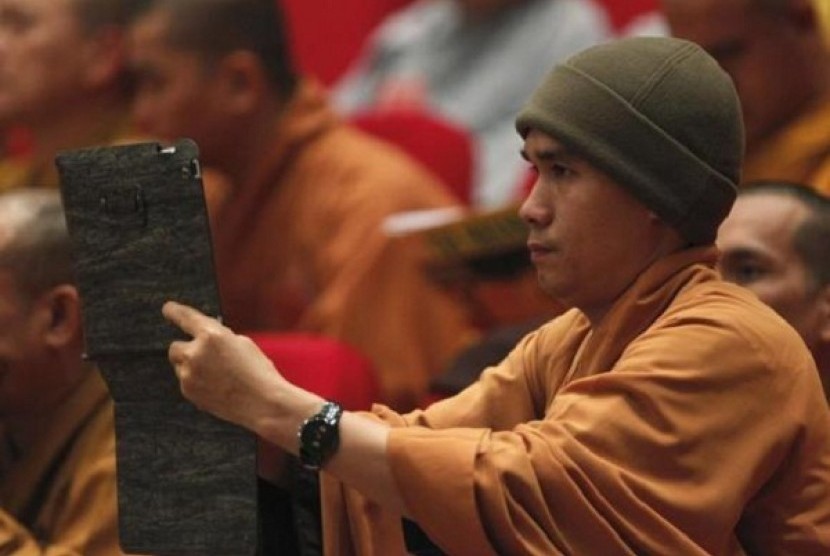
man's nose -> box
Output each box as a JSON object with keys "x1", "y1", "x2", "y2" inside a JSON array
[{"x1": 519, "y1": 178, "x2": 552, "y2": 228}]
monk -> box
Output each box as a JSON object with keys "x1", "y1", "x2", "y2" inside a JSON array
[
  {"x1": 718, "y1": 180, "x2": 830, "y2": 400},
  {"x1": 127, "y1": 0, "x2": 477, "y2": 411},
  {"x1": 0, "y1": 0, "x2": 140, "y2": 191},
  {"x1": 0, "y1": 190, "x2": 123, "y2": 554},
  {"x1": 162, "y1": 37, "x2": 830, "y2": 554},
  {"x1": 662, "y1": 0, "x2": 830, "y2": 194}
]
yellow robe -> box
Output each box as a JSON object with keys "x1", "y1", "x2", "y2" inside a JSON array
[
  {"x1": 743, "y1": 94, "x2": 830, "y2": 195},
  {"x1": 0, "y1": 371, "x2": 123, "y2": 555},
  {"x1": 209, "y1": 80, "x2": 478, "y2": 410},
  {"x1": 321, "y1": 246, "x2": 830, "y2": 554}
]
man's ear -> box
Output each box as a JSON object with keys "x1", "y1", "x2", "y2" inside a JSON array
[
  {"x1": 214, "y1": 50, "x2": 268, "y2": 115},
  {"x1": 81, "y1": 26, "x2": 127, "y2": 91},
  {"x1": 36, "y1": 285, "x2": 83, "y2": 350}
]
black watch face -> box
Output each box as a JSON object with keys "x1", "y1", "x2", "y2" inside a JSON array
[
  {"x1": 302, "y1": 416, "x2": 336, "y2": 448},
  {"x1": 299, "y1": 404, "x2": 342, "y2": 469}
]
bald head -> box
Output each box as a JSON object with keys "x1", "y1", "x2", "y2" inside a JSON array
[
  {"x1": 133, "y1": 0, "x2": 296, "y2": 97},
  {"x1": 0, "y1": 190, "x2": 75, "y2": 302}
]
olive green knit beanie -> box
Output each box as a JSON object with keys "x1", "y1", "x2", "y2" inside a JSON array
[{"x1": 515, "y1": 36, "x2": 744, "y2": 245}]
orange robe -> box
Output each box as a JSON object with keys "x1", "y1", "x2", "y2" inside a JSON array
[
  {"x1": 209, "y1": 80, "x2": 477, "y2": 410},
  {"x1": 743, "y1": 94, "x2": 830, "y2": 195},
  {"x1": 0, "y1": 371, "x2": 123, "y2": 555},
  {"x1": 321, "y1": 246, "x2": 830, "y2": 554}
]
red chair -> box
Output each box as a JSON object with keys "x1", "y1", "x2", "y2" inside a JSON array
[
  {"x1": 247, "y1": 332, "x2": 380, "y2": 411},
  {"x1": 350, "y1": 109, "x2": 476, "y2": 205},
  {"x1": 3, "y1": 124, "x2": 33, "y2": 159},
  {"x1": 279, "y1": 0, "x2": 413, "y2": 86},
  {"x1": 595, "y1": 0, "x2": 659, "y2": 31}
]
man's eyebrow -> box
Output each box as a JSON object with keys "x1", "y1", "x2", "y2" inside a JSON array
[
  {"x1": 719, "y1": 246, "x2": 765, "y2": 263},
  {"x1": 720, "y1": 247, "x2": 753, "y2": 258},
  {"x1": 520, "y1": 146, "x2": 576, "y2": 163}
]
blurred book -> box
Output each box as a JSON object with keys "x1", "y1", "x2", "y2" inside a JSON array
[{"x1": 384, "y1": 204, "x2": 531, "y2": 284}]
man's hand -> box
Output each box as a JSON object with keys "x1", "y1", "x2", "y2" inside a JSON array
[
  {"x1": 163, "y1": 302, "x2": 403, "y2": 512},
  {"x1": 162, "y1": 301, "x2": 320, "y2": 442}
]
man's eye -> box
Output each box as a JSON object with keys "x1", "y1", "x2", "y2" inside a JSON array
[
  {"x1": 730, "y1": 262, "x2": 766, "y2": 284},
  {"x1": 551, "y1": 163, "x2": 572, "y2": 178}
]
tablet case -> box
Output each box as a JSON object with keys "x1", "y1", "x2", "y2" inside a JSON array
[{"x1": 56, "y1": 139, "x2": 257, "y2": 555}]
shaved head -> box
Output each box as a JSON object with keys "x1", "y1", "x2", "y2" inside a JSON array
[
  {"x1": 0, "y1": 190, "x2": 75, "y2": 302},
  {"x1": 133, "y1": 0, "x2": 296, "y2": 96}
]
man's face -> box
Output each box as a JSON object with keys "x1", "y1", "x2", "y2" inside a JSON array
[
  {"x1": 129, "y1": 8, "x2": 227, "y2": 164},
  {"x1": 663, "y1": 0, "x2": 805, "y2": 150},
  {"x1": 717, "y1": 193, "x2": 823, "y2": 347},
  {"x1": 519, "y1": 131, "x2": 661, "y2": 320},
  {"x1": 0, "y1": 269, "x2": 56, "y2": 417},
  {"x1": 0, "y1": 0, "x2": 93, "y2": 125}
]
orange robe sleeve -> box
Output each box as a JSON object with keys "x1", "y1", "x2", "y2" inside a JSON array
[{"x1": 321, "y1": 252, "x2": 830, "y2": 555}]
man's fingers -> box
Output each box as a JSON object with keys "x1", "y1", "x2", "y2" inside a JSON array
[
  {"x1": 168, "y1": 339, "x2": 189, "y2": 365},
  {"x1": 162, "y1": 300, "x2": 215, "y2": 336}
]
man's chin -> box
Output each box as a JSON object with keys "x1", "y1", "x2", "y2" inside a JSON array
[{"x1": 536, "y1": 275, "x2": 559, "y2": 299}]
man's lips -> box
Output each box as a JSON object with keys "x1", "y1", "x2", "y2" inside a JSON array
[{"x1": 527, "y1": 241, "x2": 554, "y2": 262}]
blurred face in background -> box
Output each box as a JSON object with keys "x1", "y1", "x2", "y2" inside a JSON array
[
  {"x1": 663, "y1": 0, "x2": 815, "y2": 151},
  {"x1": 718, "y1": 193, "x2": 824, "y2": 347},
  {"x1": 129, "y1": 7, "x2": 232, "y2": 166},
  {"x1": 0, "y1": 0, "x2": 118, "y2": 126},
  {"x1": 0, "y1": 200, "x2": 86, "y2": 420}
]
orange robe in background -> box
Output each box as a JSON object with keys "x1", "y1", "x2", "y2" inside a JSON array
[
  {"x1": 321, "y1": 246, "x2": 830, "y2": 554},
  {"x1": 743, "y1": 94, "x2": 830, "y2": 195},
  {"x1": 0, "y1": 371, "x2": 123, "y2": 555},
  {"x1": 209, "y1": 80, "x2": 478, "y2": 411}
]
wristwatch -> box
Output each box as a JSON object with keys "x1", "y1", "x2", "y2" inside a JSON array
[{"x1": 298, "y1": 401, "x2": 344, "y2": 470}]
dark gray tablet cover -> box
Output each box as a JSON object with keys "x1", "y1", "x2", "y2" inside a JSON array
[{"x1": 56, "y1": 139, "x2": 257, "y2": 555}]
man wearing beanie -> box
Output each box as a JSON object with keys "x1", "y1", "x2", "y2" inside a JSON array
[{"x1": 160, "y1": 37, "x2": 830, "y2": 554}]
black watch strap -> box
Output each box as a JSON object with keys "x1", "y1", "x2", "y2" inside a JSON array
[{"x1": 298, "y1": 401, "x2": 344, "y2": 470}]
